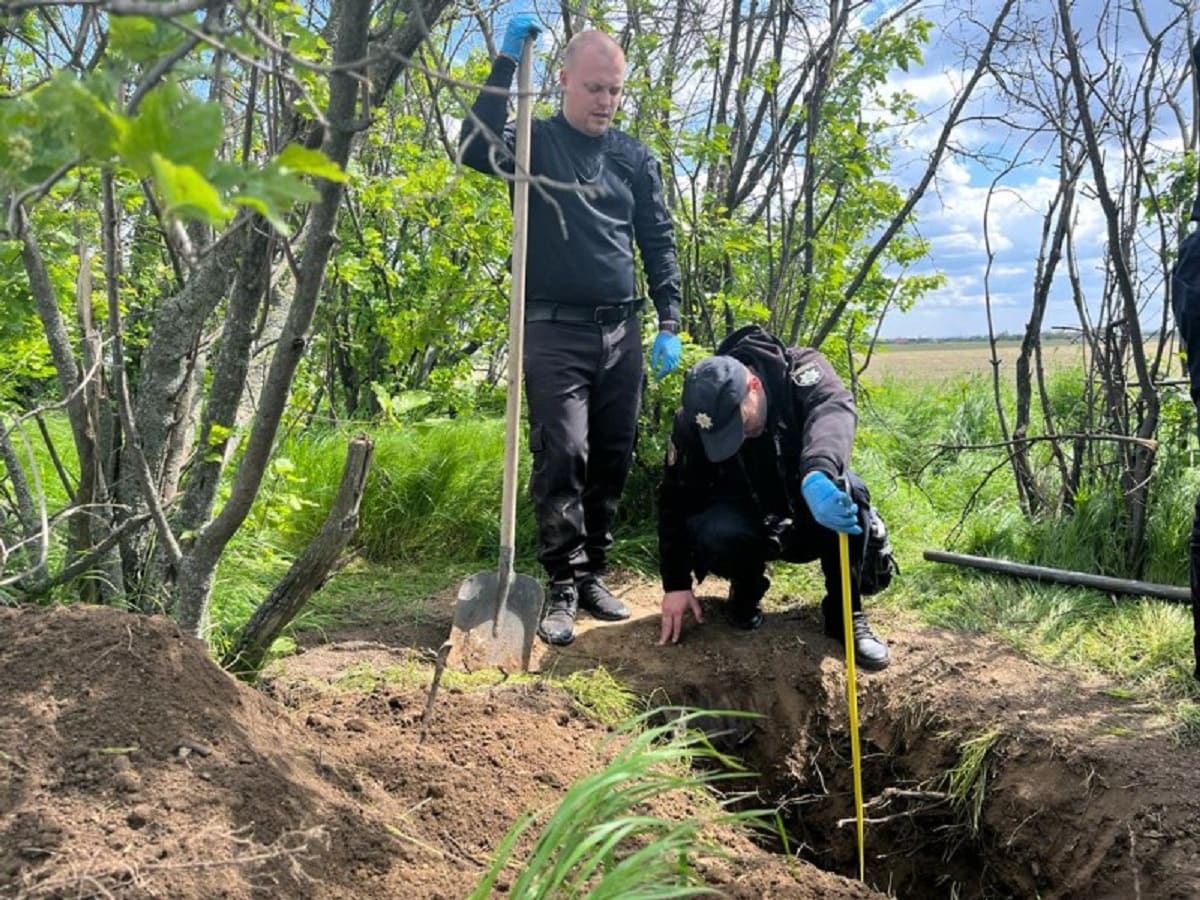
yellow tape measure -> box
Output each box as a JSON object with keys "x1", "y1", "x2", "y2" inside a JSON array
[{"x1": 839, "y1": 530, "x2": 866, "y2": 881}]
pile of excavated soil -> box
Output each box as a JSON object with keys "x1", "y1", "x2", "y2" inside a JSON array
[
  {"x1": 0, "y1": 601, "x2": 875, "y2": 899},
  {"x1": 6, "y1": 572, "x2": 1200, "y2": 899}
]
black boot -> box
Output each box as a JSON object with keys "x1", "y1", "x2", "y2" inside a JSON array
[
  {"x1": 726, "y1": 575, "x2": 769, "y2": 631},
  {"x1": 823, "y1": 604, "x2": 890, "y2": 671},
  {"x1": 575, "y1": 574, "x2": 631, "y2": 621},
  {"x1": 538, "y1": 582, "x2": 579, "y2": 646}
]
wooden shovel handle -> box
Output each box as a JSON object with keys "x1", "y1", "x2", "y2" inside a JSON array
[{"x1": 497, "y1": 36, "x2": 534, "y2": 579}]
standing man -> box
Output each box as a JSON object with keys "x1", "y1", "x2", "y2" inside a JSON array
[
  {"x1": 656, "y1": 325, "x2": 896, "y2": 670},
  {"x1": 460, "y1": 17, "x2": 684, "y2": 646},
  {"x1": 1169, "y1": 35, "x2": 1200, "y2": 679}
]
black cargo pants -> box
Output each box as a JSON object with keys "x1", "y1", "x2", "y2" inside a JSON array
[
  {"x1": 683, "y1": 471, "x2": 874, "y2": 628},
  {"x1": 523, "y1": 315, "x2": 643, "y2": 582},
  {"x1": 1169, "y1": 228, "x2": 1200, "y2": 679}
]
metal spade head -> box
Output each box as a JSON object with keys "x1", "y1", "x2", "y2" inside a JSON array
[{"x1": 446, "y1": 570, "x2": 542, "y2": 671}]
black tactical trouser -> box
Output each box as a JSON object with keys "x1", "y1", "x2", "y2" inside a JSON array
[
  {"x1": 1169, "y1": 229, "x2": 1200, "y2": 678},
  {"x1": 684, "y1": 472, "x2": 874, "y2": 627},
  {"x1": 523, "y1": 317, "x2": 643, "y2": 582}
]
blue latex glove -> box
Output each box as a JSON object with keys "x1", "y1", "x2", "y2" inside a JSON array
[
  {"x1": 650, "y1": 331, "x2": 682, "y2": 379},
  {"x1": 801, "y1": 472, "x2": 862, "y2": 534},
  {"x1": 500, "y1": 14, "x2": 542, "y2": 59}
]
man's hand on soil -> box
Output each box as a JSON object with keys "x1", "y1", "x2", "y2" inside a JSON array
[{"x1": 659, "y1": 589, "x2": 703, "y2": 645}]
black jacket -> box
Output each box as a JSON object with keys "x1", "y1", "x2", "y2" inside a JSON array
[
  {"x1": 657, "y1": 326, "x2": 857, "y2": 591},
  {"x1": 459, "y1": 56, "x2": 681, "y2": 325}
]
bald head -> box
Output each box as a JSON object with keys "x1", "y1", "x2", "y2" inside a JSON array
[
  {"x1": 560, "y1": 30, "x2": 625, "y2": 136},
  {"x1": 563, "y1": 30, "x2": 624, "y2": 69}
]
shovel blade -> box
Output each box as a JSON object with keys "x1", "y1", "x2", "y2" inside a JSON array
[{"x1": 446, "y1": 571, "x2": 542, "y2": 671}]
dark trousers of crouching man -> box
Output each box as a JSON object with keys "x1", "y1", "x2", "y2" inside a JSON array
[{"x1": 685, "y1": 472, "x2": 893, "y2": 660}]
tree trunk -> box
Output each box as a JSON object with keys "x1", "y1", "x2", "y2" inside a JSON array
[
  {"x1": 120, "y1": 231, "x2": 243, "y2": 599},
  {"x1": 222, "y1": 434, "x2": 373, "y2": 678},
  {"x1": 176, "y1": 218, "x2": 273, "y2": 536},
  {"x1": 172, "y1": 0, "x2": 373, "y2": 637}
]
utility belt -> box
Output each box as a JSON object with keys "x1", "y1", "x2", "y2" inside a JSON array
[{"x1": 524, "y1": 298, "x2": 644, "y2": 326}]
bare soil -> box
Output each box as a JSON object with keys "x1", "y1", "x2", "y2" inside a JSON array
[{"x1": 3, "y1": 574, "x2": 1199, "y2": 899}]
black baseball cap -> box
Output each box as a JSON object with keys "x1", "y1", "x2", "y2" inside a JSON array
[{"x1": 682, "y1": 355, "x2": 749, "y2": 462}]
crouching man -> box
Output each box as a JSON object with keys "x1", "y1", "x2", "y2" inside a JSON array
[{"x1": 656, "y1": 325, "x2": 897, "y2": 670}]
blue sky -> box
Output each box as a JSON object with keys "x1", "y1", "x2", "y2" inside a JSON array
[{"x1": 867, "y1": 0, "x2": 1192, "y2": 339}]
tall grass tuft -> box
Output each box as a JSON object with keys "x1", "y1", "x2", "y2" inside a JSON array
[
  {"x1": 262, "y1": 421, "x2": 541, "y2": 567},
  {"x1": 468, "y1": 710, "x2": 765, "y2": 900},
  {"x1": 942, "y1": 726, "x2": 1002, "y2": 836}
]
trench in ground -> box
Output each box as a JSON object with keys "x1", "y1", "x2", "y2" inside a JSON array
[{"x1": 661, "y1": 668, "x2": 1155, "y2": 900}]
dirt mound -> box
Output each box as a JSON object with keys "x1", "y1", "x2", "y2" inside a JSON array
[
  {"x1": 0, "y1": 604, "x2": 395, "y2": 899},
  {"x1": 0, "y1": 602, "x2": 875, "y2": 899}
]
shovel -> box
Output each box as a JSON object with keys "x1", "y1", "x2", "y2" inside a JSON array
[{"x1": 446, "y1": 36, "x2": 543, "y2": 671}]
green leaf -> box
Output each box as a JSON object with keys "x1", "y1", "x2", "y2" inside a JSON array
[
  {"x1": 120, "y1": 83, "x2": 222, "y2": 175},
  {"x1": 234, "y1": 164, "x2": 320, "y2": 235},
  {"x1": 231, "y1": 195, "x2": 289, "y2": 236},
  {"x1": 276, "y1": 144, "x2": 348, "y2": 182},
  {"x1": 64, "y1": 77, "x2": 127, "y2": 161},
  {"x1": 108, "y1": 16, "x2": 158, "y2": 61},
  {"x1": 150, "y1": 153, "x2": 232, "y2": 226},
  {"x1": 109, "y1": 15, "x2": 189, "y2": 65}
]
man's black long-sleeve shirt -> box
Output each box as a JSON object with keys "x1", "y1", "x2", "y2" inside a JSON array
[{"x1": 459, "y1": 55, "x2": 682, "y2": 325}]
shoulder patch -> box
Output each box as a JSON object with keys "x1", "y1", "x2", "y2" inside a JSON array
[{"x1": 791, "y1": 362, "x2": 823, "y2": 387}]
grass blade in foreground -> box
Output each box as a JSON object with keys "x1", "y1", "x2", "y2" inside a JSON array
[{"x1": 467, "y1": 709, "x2": 765, "y2": 900}]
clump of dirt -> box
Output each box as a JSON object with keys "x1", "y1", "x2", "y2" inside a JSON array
[{"x1": 0, "y1": 602, "x2": 876, "y2": 899}]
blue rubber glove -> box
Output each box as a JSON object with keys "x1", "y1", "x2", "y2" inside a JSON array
[
  {"x1": 801, "y1": 472, "x2": 862, "y2": 534},
  {"x1": 500, "y1": 14, "x2": 541, "y2": 60},
  {"x1": 650, "y1": 331, "x2": 682, "y2": 379}
]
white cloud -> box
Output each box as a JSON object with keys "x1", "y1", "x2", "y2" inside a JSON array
[
  {"x1": 992, "y1": 265, "x2": 1028, "y2": 277},
  {"x1": 889, "y1": 70, "x2": 960, "y2": 107},
  {"x1": 874, "y1": 0, "x2": 1191, "y2": 340}
]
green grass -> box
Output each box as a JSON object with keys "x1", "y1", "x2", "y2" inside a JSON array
[
  {"x1": 560, "y1": 666, "x2": 641, "y2": 726},
  {"x1": 940, "y1": 726, "x2": 1003, "y2": 836},
  {"x1": 879, "y1": 559, "x2": 1198, "y2": 701},
  {"x1": 262, "y1": 420, "x2": 540, "y2": 567},
  {"x1": 274, "y1": 646, "x2": 640, "y2": 728},
  {"x1": 849, "y1": 372, "x2": 1200, "y2": 712},
  {"x1": 468, "y1": 710, "x2": 765, "y2": 900},
  {"x1": 1172, "y1": 700, "x2": 1200, "y2": 745}
]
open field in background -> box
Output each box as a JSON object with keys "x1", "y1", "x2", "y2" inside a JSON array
[{"x1": 865, "y1": 336, "x2": 1180, "y2": 382}]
